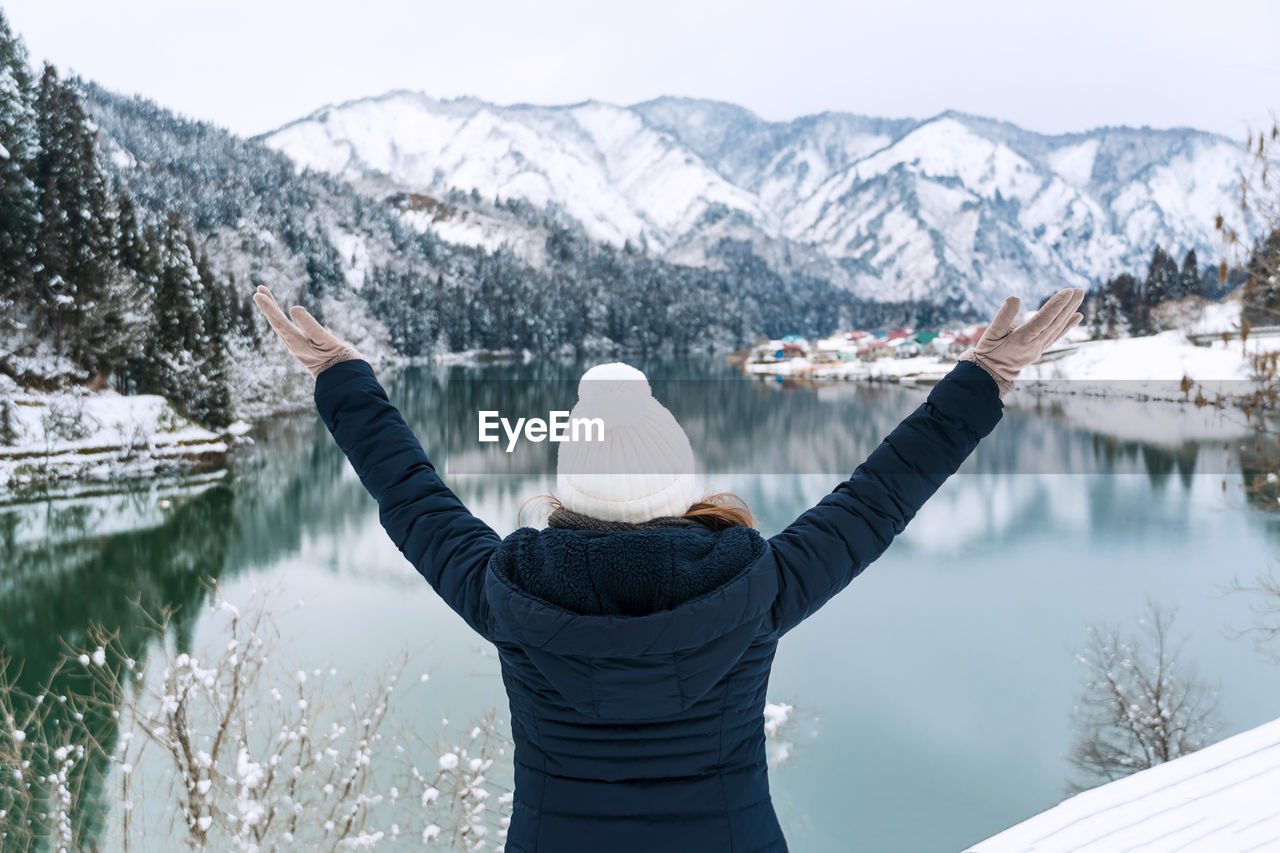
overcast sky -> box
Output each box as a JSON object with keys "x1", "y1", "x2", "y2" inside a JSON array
[{"x1": 5, "y1": 0, "x2": 1277, "y2": 140}]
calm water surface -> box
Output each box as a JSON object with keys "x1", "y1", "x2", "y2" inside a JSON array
[{"x1": 4, "y1": 356, "x2": 1280, "y2": 852}]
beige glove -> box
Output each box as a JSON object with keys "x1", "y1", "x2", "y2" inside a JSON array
[
  {"x1": 252, "y1": 285, "x2": 364, "y2": 377},
  {"x1": 959, "y1": 286, "x2": 1084, "y2": 398}
]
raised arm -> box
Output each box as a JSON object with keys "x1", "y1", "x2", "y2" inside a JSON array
[
  {"x1": 762, "y1": 287, "x2": 1084, "y2": 638},
  {"x1": 253, "y1": 287, "x2": 500, "y2": 639}
]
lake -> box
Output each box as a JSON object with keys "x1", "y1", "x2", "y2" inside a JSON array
[{"x1": 4, "y1": 356, "x2": 1280, "y2": 851}]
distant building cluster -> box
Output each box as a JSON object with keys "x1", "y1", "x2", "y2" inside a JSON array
[{"x1": 748, "y1": 324, "x2": 988, "y2": 365}]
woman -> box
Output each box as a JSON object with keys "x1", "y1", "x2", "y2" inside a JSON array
[{"x1": 253, "y1": 284, "x2": 1084, "y2": 852}]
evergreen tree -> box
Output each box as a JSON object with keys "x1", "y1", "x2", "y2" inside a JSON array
[
  {"x1": 115, "y1": 191, "x2": 147, "y2": 272},
  {"x1": 152, "y1": 214, "x2": 204, "y2": 355},
  {"x1": 1137, "y1": 246, "x2": 1179, "y2": 333},
  {"x1": 33, "y1": 63, "x2": 113, "y2": 362},
  {"x1": 121, "y1": 214, "x2": 232, "y2": 425},
  {"x1": 0, "y1": 11, "x2": 38, "y2": 309},
  {"x1": 1242, "y1": 229, "x2": 1280, "y2": 327},
  {"x1": 1178, "y1": 249, "x2": 1202, "y2": 300},
  {"x1": 1099, "y1": 273, "x2": 1137, "y2": 338}
]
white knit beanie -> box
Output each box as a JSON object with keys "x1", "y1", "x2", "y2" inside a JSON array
[{"x1": 555, "y1": 362, "x2": 701, "y2": 523}]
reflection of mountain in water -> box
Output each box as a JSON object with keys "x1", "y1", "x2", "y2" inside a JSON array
[
  {"x1": 361, "y1": 359, "x2": 1273, "y2": 561},
  {"x1": 390, "y1": 359, "x2": 1250, "y2": 485}
]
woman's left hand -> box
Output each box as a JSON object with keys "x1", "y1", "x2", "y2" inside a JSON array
[{"x1": 252, "y1": 285, "x2": 364, "y2": 377}]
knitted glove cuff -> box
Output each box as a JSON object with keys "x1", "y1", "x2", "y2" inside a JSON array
[{"x1": 958, "y1": 349, "x2": 1015, "y2": 399}]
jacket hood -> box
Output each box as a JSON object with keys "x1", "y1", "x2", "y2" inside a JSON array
[{"x1": 484, "y1": 524, "x2": 775, "y2": 721}]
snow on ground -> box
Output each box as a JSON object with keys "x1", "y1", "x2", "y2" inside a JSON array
[
  {"x1": 0, "y1": 376, "x2": 249, "y2": 491},
  {"x1": 1021, "y1": 331, "x2": 1254, "y2": 392},
  {"x1": 742, "y1": 301, "x2": 1275, "y2": 447},
  {"x1": 967, "y1": 715, "x2": 1280, "y2": 853},
  {"x1": 744, "y1": 296, "x2": 1270, "y2": 410},
  {"x1": 1015, "y1": 293, "x2": 1259, "y2": 401},
  {"x1": 1185, "y1": 297, "x2": 1244, "y2": 336}
]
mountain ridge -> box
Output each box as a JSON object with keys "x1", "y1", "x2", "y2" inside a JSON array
[{"x1": 259, "y1": 90, "x2": 1255, "y2": 313}]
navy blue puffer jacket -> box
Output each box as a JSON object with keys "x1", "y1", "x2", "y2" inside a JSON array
[{"x1": 315, "y1": 360, "x2": 1003, "y2": 852}]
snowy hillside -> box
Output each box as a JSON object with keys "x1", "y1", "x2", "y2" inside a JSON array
[
  {"x1": 262, "y1": 94, "x2": 1256, "y2": 313},
  {"x1": 263, "y1": 92, "x2": 774, "y2": 252}
]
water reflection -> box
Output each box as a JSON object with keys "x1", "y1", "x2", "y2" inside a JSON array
[
  {"x1": 1, "y1": 357, "x2": 1277, "y2": 851},
  {"x1": 0, "y1": 477, "x2": 234, "y2": 847}
]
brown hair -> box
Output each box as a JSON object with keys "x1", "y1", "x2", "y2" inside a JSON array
[{"x1": 520, "y1": 492, "x2": 755, "y2": 531}]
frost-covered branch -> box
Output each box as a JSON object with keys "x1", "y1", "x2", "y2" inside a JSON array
[
  {"x1": 2, "y1": 586, "x2": 516, "y2": 851},
  {"x1": 1066, "y1": 602, "x2": 1221, "y2": 794}
]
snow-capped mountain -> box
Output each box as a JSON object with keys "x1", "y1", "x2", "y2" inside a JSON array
[{"x1": 261, "y1": 93, "x2": 1255, "y2": 313}]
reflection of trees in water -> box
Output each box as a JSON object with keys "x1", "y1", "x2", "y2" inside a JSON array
[
  {"x1": 1238, "y1": 435, "x2": 1280, "y2": 517},
  {"x1": 220, "y1": 412, "x2": 372, "y2": 573},
  {"x1": 374, "y1": 364, "x2": 1264, "y2": 564},
  {"x1": 0, "y1": 480, "x2": 235, "y2": 847},
  {"x1": 3, "y1": 362, "x2": 1255, "y2": 638},
  {"x1": 0, "y1": 483, "x2": 233, "y2": 684},
  {"x1": 401, "y1": 361, "x2": 1243, "y2": 507},
  {"x1": 1089, "y1": 434, "x2": 1203, "y2": 492},
  {"x1": 1232, "y1": 434, "x2": 1280, "y2": 663}
]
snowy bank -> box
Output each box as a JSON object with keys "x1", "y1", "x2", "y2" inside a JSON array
[
  {"x1": 1018, "y1": 329, "x2": 1258, "y2": 399},
  {"x1": 0, "y1": 376, "x2": 250, "y2": 492},
  {"x1": 740, "y1": 295, "x2": 1274, "y2": 405},
  {"x1": 746, "y1": 327, "x2": 1271, "y2": 405},
  {"x1": 967, "y1": 715, "x2": 1280, "y2": 853}
]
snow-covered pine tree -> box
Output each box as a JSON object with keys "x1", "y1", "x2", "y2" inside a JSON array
[
  {"x1": 33, "y1": 63, "x2": 114, "y2": 362},
  {"x1": 1177, "y1": 248, "x2": 1202, "y2": 300},
  {"x1": 1137, "y1": 246, "x2": 1179, "y2": 334},
  {"x1": 121, "y1": 213, "x2": 233, "y2": 425},
  {"x1": 1100, "y1": 273, "x2": 1136, "y2": 338},
  {"x1": 1242, "y1": 229, "x2": 1280, "y2": 327},
  {"x1": 189, "y1": 246, "x2": 233, "y2": 426},
  {"x1": 0, "y1": 19, "x2": 238, "y2": 428},
  {"x1": 0, "y1": 11, "x2": 38, "y2": 317}
]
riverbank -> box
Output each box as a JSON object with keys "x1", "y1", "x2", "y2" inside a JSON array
[
  {"x1": 738, "y1": 298, "x2": 1269, "y2": 404},
  {"x1": 0, "y1": 375, "x2": 252, "y2": 494}
]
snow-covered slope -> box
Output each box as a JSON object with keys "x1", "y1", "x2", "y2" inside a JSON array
[
  {"x1": 261, "y1": 94, "x2": 1256, "y2": 314},
  {"x1": 264, "y1": 92, "x2": 773, "y2": 252}
]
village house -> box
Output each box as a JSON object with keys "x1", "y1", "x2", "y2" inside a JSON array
[{"x1": 749, "y1": 322, "x2": 985, "y2": 370}]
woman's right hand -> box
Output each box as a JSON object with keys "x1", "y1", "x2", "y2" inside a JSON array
[
  {"x1": 252, "y1": 285, "x2": 364, "y2": 378},
  {"x1": 959, "y1": 287, "x2": 1084, "y2": 397}
]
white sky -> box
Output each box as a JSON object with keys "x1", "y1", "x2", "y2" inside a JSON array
[{"x1": 5, "y1": 0, "x2": 1278, "y2": 140}]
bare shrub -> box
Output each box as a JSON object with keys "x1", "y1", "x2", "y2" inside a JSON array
[
  {"x1": 1, "y1": 587, "x2": 514, "y2": 851},
  {"x1": 1067, "y1": 603, "x2": 1222, "y2": 794}
]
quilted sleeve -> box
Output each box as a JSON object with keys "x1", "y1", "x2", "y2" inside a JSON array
[
  {"x1": 761, "y1": 360, "x2": 1004, "y2": 638},
  {"x1": 314, "y1": 359, "x2": 501, "y2": 639}
]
